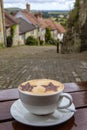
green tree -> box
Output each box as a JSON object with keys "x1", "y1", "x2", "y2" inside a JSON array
[
  {"x1": 68, "y1": 0, "x2": 79, "y2": 31},
  {"x1": 45, "y1": 27, "x2": 52, "y2": 43},
  {"x1": 6, "y1": 25, "x2": 16, "y2": 47}
]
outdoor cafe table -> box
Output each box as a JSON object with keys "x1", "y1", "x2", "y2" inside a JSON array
[{"x1": 0, "y1": 81, "x2": 87, "y2": 130}]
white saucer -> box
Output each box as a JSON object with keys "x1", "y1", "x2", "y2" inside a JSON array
[{"x1": 10, "y1": 98, "x2": 75, "y2": 127}]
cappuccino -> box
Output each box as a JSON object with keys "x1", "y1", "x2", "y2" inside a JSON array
[
  {"x1": 18, "y1": 79, "x2": 64, "y2": 95},
  {"x1": 18, "y1": 79, "x2": 72, "y2": 115}
]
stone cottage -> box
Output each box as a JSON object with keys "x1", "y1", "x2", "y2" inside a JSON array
[
  {"x1": 34, "y1": 12, "x2": 48, "y2": 42},
  {"x1": 4, "y1": 11, "x2": 19, "y2": 46},
  {"x1": 15, "y1": 3, "x2": 40, "y2": 40},
  {"x1": 17, "y1": 17, "x2": 36, "y2": 44}
]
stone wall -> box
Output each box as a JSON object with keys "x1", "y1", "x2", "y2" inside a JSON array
[
  {"x1": 79, "y1": 0, "x2": 87, "y2": 51},
  {"x1": 62, "y1": 0, "x2": 87, "y2": 53}
]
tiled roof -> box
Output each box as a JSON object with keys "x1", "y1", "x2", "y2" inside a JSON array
[
  {"x1": 44, "y1": 19, "x2": 57, "y2": 30},
  {"x1": 4, "y1": 11, "x2": 18, "y2": 27},
  {"x1": 35, "y1": 13, "x2": 65, "y2": 33},
  {"x1": 37, "y1": 17, "x2": 48, "y2": 29},
  {"x1": 55, "y1": 23, "x2": 66, "y2": 33},
  {"x1": 42, "y1": 18, "x2": 65, "y2": 33},
  {"x1": 17, "y1": 17, "x2": 35, "y2": 34},
  {"x1": 21, "y1": 10, "x2": 39, "y2": 26}
]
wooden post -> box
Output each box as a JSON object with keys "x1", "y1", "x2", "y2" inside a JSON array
[
  {"x1": 1, "y1": 0, "x2": 7, "y2": 47},
  {"x1": 57, "y1": 42, "x2": 59, "y2": 53},
  {"x1": 59, "y1": 41, "x2": 61, "y2": 54}
]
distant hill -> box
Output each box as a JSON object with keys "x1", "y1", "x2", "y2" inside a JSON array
[
  {"x1": 5, "y1": 8, "x2": 69, "y2": 13},
  {"x1": 5, "y1": 8, "x2": 21, "y2": 13},
  {"x1": 32, "y1": 10, "x2": 69, "y2": 12},
  {"x1": 5, "y1": 8, "x2": 69, "y2": 19},
  {"x1": 41, "y1": 10, "x2": 69, "y2": 19},
  {"x1": 32, "y1": 10, "x2": 69, "y2": 14}
]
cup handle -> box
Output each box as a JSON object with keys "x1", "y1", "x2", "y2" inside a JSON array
[{"x1": 57, "y1": 93, "x2": 73, "y2": 109}]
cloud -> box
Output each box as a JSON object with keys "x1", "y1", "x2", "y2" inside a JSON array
[
  {"x1": 4, "y1": 0, "x2": 24, "y2": 3},
  {"x1": 26, "y1": 0, "x2": 75, "y2": 4},
  {"x1": 4, "y1": 0, "x2": 75, "y2": 3},
  {"x1": 4, "y1": 0, "x2": 75, "y2": 10},
  {"x1": 29, "y1": 0, "x2": 75, "y2": 3}
]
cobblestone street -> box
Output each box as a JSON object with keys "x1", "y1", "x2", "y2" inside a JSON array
[{"x1": 0, "y1": 46, "x2": 87, "y2": 89}]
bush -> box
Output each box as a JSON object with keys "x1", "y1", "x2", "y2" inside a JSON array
[
  {"x1": 0, "y1": 43, "x2": 5, "y2": 49},
  {"x1": 6, "y1": 36, "x2": 13, "y2": 47},
  {"x1": 25, "y1": 36, "x2": 38, "y2": 45},
  {"x1": 40, "y1": 40, "x2": 44, "y2": 45},
  {"x1": 49, "y1": 38, "x2": 58, "y2": 45}
]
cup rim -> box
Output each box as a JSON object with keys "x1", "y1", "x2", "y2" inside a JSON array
[
  {"x1": 18, "y1": 88, "x2": 64, "y2": 97},
  {"x1": 18, "y1": 88, "x2": 64, "y2": 96}
]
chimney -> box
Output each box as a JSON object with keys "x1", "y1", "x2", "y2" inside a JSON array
[
  {"x1": 26, "y1": 3, "x2": 30, "y2": 12},
  {"x1": 35, "y1": 12, "x2": 42, "y2": 19},
  {"x1": 38, "y1": 12, "x2": 42, "y2": 18}
]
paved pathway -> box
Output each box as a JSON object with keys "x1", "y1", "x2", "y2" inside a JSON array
[{"x1": 0, "y1": 46, "x2": 87, "y2": 89}]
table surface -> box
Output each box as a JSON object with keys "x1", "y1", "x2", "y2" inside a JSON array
[{"x1": 0, "y1": 81, "x2": 87, "y2": 130}]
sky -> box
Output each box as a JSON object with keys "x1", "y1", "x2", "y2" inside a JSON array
[{"x1": 3, "y1": 0, "x2": 75, "y2": 10}]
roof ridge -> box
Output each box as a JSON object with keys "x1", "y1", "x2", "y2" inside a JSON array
[{"x1": 4, "y1": 11, "x2": 18, "y2": 24}]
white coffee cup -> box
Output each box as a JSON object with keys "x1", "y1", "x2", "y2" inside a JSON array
[{"x1": 18, "y1": 79, "x2": 73, "y2": 115}]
